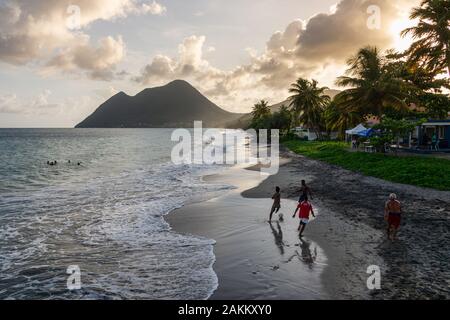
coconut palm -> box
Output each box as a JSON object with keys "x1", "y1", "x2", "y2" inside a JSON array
[
  {"x1": 335, "y1": 46, "x2": 409, "y2": 119},
  {"x1": 270, "y1": 105, "x2": 293, "y2": 135},
  {"x1": 251, "y1": 100, "x2": 271, "y2": 120},
  {"x1": 288, "y1": 78, "x2": 330, "y2": 139},
  {"x1": 250, "y1": 100, "x2": 271, "y2": 130},
  {"x1": 401, "y1": 0, "x2": 450, "y2": 76},
  {"x1": 324, "y1": 101, "x2": 363, "y2": 139}
]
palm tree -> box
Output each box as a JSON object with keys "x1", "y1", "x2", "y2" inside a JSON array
[
  {"x1": 401, "y1": 0, "x2": 450, "y2": 76},
  {"x1": 288, "y1": 78, "x2": 330, "y2": 139},
  {"x1": 251, "y1": 100, "x2": 271, "y2": 120},
  {"x1": 385, "y1": 51, "x2": 449, "y2": 92},
  {"x1": 334, "y1": 46, "x2": 409, "y2": 119},
  {"x1": 250, "y1": 100, "x2": 271, "y2": 130},
  {"x1": 271, "y1": 105, "x2": 293, "y2": 135},
  {"x1": 325, "y1": 101, "x2": 363, "y2": 139}
]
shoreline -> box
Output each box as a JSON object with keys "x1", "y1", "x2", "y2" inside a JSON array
[
  {"x1": 167, "y1": 163, "x2": 331, "y2": 300},
  {"x1": 166, "y1": 147, "x2": 450, "y2": 300}
]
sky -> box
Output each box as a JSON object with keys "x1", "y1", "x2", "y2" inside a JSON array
[{"x1": 0, "y1": 0, "x2": 419, "y2": 128}]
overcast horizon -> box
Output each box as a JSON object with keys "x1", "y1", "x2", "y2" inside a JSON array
[{"x1": 0, "y1": 0, "x2": 419, "y2": 128}]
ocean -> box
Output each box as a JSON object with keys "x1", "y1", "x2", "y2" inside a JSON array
[{"x1": 0, "y1": 128, "x2": 243, "y2": 300}]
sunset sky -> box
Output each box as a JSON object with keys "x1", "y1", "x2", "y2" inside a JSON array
[{"x1": 0, "y1": 0, "x2": 419, "y2": 127}]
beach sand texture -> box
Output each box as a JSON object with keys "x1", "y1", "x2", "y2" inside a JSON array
[{"x1": 168, "y1": 148, "x2": 450, "y2": 300}]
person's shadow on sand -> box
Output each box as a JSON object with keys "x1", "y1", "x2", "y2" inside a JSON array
[{"x1": 269, "y1": 222, "x2": 285, "y2": 255}]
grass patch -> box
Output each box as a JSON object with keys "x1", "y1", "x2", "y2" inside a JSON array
[{"x1": 283, "y1": 140, "x2": 450, "y2": 191}]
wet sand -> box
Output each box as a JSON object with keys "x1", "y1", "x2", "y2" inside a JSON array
[
  {"x1": 167, "y1": 148, "x2": 450, "y2": 300},
  {"x1": 243, "y1": 148, "x2": 450, "y2": 299},
  {"x1": 167, "y1": 166, "x2": 329, "y2": 300}
]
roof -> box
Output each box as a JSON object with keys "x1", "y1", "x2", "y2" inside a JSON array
[
  {"x1": 422, "y1": 120, "x2": 450, "y2": 126},
  {"x1": 345, "y1": 124, "x2": 367, "y2": 135}
]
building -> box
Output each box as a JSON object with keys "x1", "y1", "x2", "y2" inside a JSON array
[{"x1": 417, "y1": 120, "x2": 450, "y2": 149}]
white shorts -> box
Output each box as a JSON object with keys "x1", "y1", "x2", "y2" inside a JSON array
[{"x1": 300, "y1": 218, "x2": 309, "y2": 225}]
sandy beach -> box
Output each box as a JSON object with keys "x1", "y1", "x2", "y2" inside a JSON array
[{"x1": 167, "y1": 147, "x2": 450, "y2": 300}]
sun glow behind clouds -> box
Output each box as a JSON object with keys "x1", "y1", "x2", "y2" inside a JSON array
[{"x1": 389, "y1": 17, "x2": 416, "y2": 52}]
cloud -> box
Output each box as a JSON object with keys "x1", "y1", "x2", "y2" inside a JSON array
[
  {"x1": 134, "y1": 0, "x2": 419, "y2": 112},
  {"x1": 0, "y1": 0, "x2": 166, "y2": 78},
  {"x1": 296, "y1": 0, "x2": 392, "y2": 61},
  {"x1": 134, "y1": 35, "x2": 219, "y2": 83},
  {"x1": 45, "y1": 36, "x2": 125, "y2": 80},
  {"x1": 0, "y1": 89, "x2": 99, "y2": 125},
  {"x1": 0, "y1": 90, "x2": 59, "y2": 115},
  {"x1": 140, "y1": 1, "x2": 167, "y2": 15}
]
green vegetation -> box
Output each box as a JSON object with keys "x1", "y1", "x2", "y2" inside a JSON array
[
  {"x1": 246, "y1": 1, "x2": 450, "y2": 191},
  {"x1": 250, "y1": 101, "x2": 292, "y2": 135},
  {"x1": 402, "y1": 0, "x2": 450, "y2": 77},
  {"x1": 288, "y1": 78, "x2": 330, "y2": 139},
  {"x1": 248, "y1": 1, "x2": 449, "y2": 141},
  {"x1": 283, "y1": 139, "x2": 450, "y2": 191}
]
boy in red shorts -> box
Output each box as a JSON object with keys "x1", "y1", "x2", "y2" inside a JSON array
[{"x1": 292, "y1": 196, "x2": 315, "y2": 237}]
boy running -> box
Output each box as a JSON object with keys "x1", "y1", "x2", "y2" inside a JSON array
[
  {"x1": 293, "y1": 196, "x2": 315, "y2": 237},
  {"x1": 269, "y1": 187, "x2": 281, "y2": 222}
]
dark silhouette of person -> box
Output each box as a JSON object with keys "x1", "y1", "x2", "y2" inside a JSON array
[
  {"x1": 299, "y1": 180, "x2": 313, "y2": 202},
  {"x1": 269, "y1": 186, "x2": 281, "y2": 222}
]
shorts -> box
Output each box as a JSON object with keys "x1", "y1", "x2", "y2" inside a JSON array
[
  {"x1": 299, "y1": 218, "x2": 309, "y2": 225},
  {"x1": 271, "y1": 205, "x2": 281, "y2": 213},
  {"x1": 388, "y1": 213, "x2": 401, "y2": 229}
]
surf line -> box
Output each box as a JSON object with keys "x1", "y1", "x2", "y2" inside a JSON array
[{"x1": 178, "y1": 304, "x2": 213, "y2": 318}]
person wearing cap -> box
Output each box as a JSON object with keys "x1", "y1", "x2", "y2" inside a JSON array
[{"x1": 384, "y1": 193, "x2": 403, "y2": 241}]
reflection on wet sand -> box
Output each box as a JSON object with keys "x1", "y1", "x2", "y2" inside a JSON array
[
  {"x1": 298, "y1": 238, "x2": 318, "y2": 269},
  {"x1": 282, "y1": 235, "x2": 320, "y2": 270},
  {"x1": 269, "y1": 222, "x2": 285, "y2": 255}
]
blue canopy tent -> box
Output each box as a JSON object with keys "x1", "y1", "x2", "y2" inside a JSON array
[
  {"x1": 357, "y1": 128, "x2": 374, "y2": 137},
  {"x1": 345, "y1": 124, "x2": 367, "y2": 136}
]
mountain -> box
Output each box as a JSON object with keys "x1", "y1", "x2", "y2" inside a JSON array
[{"x1": 76, "y1": 80, "x2": 245, "y2": 128}]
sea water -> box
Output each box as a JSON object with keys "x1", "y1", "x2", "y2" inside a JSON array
[{"x1": 0, "y1": 128, "x2": 241, "y2": 300}]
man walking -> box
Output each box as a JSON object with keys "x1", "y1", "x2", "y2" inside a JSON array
[{"x1": 384, "y1": 193, "x2": 403, "y2": 241}]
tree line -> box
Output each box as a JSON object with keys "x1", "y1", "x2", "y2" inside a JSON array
[{"x1": 250, "y1": 0, "x2": 449, "y2": 141}]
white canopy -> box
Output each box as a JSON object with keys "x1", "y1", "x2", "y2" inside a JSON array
[{"x1": 346, "y1": 124, "x2": 367, "y2": 135}]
